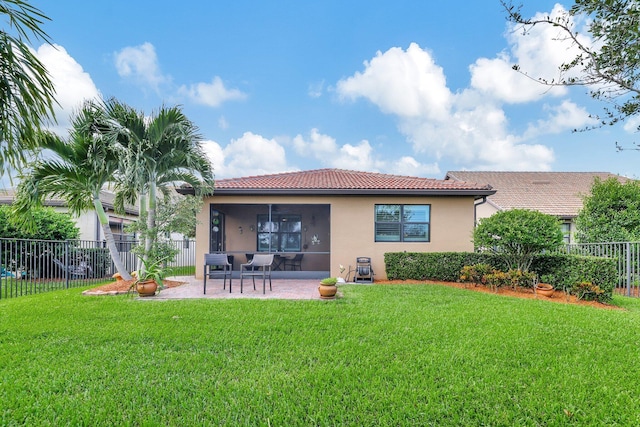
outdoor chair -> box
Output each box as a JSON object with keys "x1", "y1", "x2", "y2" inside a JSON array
[
  {"x1": 51, "y1": 255, "x2": 93, "y2": 278},
  {"x1": 240, "y1": 253, "x2": 274, "y2": 294},
  {"x1": 284, "y1": 253, "x2": 304, "y2": 271},
  {"x1": 353, "y1": 256, "x2": 374, "y2": 283},
  {"x1": 203, "y1": 253, "x2": 233, "y2": 294}
]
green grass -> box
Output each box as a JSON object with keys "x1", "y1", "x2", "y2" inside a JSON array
[
  {"x1": 2, "y1": 284, "x2": 640, "y2": 425},
  {"x1": 165, "y1": 265, "x2": 195, "y2": 276}
]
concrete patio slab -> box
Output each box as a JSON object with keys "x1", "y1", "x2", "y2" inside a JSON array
[{"x1": 153, "y1": 276, "x2": 331, "y2": 300}]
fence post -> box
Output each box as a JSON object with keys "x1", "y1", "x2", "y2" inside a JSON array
[
  {"x1": 0, "y1": 241, "x2": 2, "y2": 300},
  {"x1": 626, "y1": 242, "x2": 631, "y2": 297},
  {"x1": 64, "y1": 240, "x2": 70, "y2": 289}
]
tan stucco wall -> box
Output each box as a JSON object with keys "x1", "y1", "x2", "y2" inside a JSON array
[
  {"x1": 195, "y1": 194, "x2": 478, "y2": 280},
  {"x1": 473, "y1": 200, "x2": 499, "y2": 224}
]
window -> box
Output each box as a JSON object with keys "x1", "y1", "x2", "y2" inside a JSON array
[
  {"x1": 561, "y1": 222, "x2": 571, "y2": 244},
  {"x1": 257, "y1": 214, "x2": 302, "y2": 252},
  {"x1": 375, "y1": 204, "x2": 430, "y2": 242}
]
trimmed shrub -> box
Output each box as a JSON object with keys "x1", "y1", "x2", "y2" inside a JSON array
[
  {"x1": 485, "y1": 270, "x2": 510, "y2": 291},
  {"x1": 507, "y1": 269, "x2": 537, "y2": 290},
  {"x1": 385, "y1": 251, "x2": 617, "y2": 303},
  {"x1": 460, "y1": 264, "x2": 493, "y2": 286}
]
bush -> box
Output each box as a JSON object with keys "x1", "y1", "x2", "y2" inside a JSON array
[
  {"x1": 386, "y1": 251, "x2": 617, "y2": 303},
  {"x1": 0, "y1": 205, "x2": 79, "y2": 240},
  {"x1": 484, "y1": 270, "x2": 510, "y2": 291},
  {"x1": 572, "y1": 281, "x2": 610, "y2": 303},
  {"x1": 460, "y1": 264, "x2": 493, "y2": 285},
  {"x1": 507, "y1": 269, "x2": 537, "y2": 290}
]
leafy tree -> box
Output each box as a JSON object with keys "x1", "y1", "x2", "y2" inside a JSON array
[
  {"x1": 502, "y1": 0, "x2": 640, "y2": 136},
  {"x1": 12, "y1": 101, "x2": 133, "y2": 280},
  {"x1": 473, "y1": 209, "x2": 564, "y2": 271},
  {"x1": 0, "y1": 0, "x2": 57, "y2": 171},
  {"x1": 102, "y1": 99, "x2": 213, "y2": 271},
  {"x1": 0, "y1": 205, "x2": 78, "y2": 240},
  {"x1": 575, "y1": 177, "x2": 640, "y2": 242}
]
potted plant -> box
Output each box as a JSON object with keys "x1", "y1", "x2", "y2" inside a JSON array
[
  {"x1": 319, "y1": 277, "x2": 338, "y2": 299},
  {"x1": 132, "y1": 256, "x2": 168, "y2": 297},
  {"x1": 535, "y1": 275, "x2": 555, "y2": 297}
]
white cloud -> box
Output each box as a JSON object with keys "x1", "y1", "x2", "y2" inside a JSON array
[
  {"x1": 337, "y1": 43, "x2": 452, "y2": 121},
  {"x1": 470, "y1": 4, "x2": 592, "y2": 104},
  {"x1": 388, "y1": 156, "x2": 440, "y2": 176},
  {"x1": 524, "y1": 100, "x2": 596, "y2": 138},
  {"x1": 293, "y1": 128, "x2": 338, "y2": 159},
  {"x1": 200, "y1": 140, "x2": 225, "y2": 177},
  {"x1": 202, "y1": 132, "x2": 293, "y2": 178},
  {"x1": 178, "y1": 76, "x2": 246, "y2": 107},
  {"x1": 114, "y1": 42, "x2": 169, "y2": 91},
  {"x1": 308, "y1": 80, "x2": 325, "y2": 98},
  {"x1": 35, "y1": 43, "x2": 101, "y2": 134},
  {"x1": 218, "y1": 116, "x2": 229, "y2": 130},
  {"x1": 292, "y1": 128, "x2": 438, "y2": 174},
  {"x1": 336, "y1": 40, "x2": 559, "y2": 170}
]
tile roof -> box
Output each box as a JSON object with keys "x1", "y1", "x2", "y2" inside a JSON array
[
  {"x1": 0, "y1": 189, "x2": 139, "y2": 215},
  {"x1": 208, "y1": 168, "x2": 495, "y2": 196},
  {"x1": 445, "y1": 171, "x2": 631, "y2": 217}
]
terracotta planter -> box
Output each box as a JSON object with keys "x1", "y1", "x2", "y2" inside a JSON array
[
  {"x1": 535, "y1": 283, "x2": 554, "y2": 297},
  {"x1": 136, "y1": 280, "x2": 158, "y2": 297},
  {"x1": 318, "y1": 284, "x2": 338, "y2": 299}
]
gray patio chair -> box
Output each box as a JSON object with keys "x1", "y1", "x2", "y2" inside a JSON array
[
  {"x1": 204, "y1": 253, "x2": 233, "y2": 294},
  {"x1": 284, "y1": 253, "x2": 304, "y2": 271},
  {"x1": 240, "y1": 253, "x2": 274, "y2": 294}
]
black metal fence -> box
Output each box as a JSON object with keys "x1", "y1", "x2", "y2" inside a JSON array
[{"x1": 0, "y1": 238, "x2": 195, "y2": 299}]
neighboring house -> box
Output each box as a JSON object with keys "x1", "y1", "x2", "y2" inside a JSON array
[
  {"x1": 444, "y1": 171, "x2": 631, "y2": 244},
  {"x1": 0, "y1": 189, "x2": 138, "y2": 242},
  {"x1": 181, "y1": 168, "x2": 495, "y2": 280}
]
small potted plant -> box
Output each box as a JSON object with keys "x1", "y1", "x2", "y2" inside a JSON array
[
  {"x1": 132, "y1": 256, "x2": 168, "y2": 297},
  {"x1": 535, "y1": 274, "x2": 555, "y2": 297},
  {"x1": 319, "y1": 277, "x2": 338, "y2": 299}
]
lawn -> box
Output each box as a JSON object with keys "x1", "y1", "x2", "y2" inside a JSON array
[{"x1": 2, "y1": 284, "x2": 640, "y2": 425}]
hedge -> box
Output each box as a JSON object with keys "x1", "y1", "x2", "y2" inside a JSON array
[{"x1": 384, "y1": 252, "x2": 617, "y2": 302}]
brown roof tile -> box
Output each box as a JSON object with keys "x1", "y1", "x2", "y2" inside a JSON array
[
  {"x1": 445, "y1": 171, "x2": 631, "y2": 217},
  {"x1": 210, "y1": 168, "x2": 495, "y2": 196}
]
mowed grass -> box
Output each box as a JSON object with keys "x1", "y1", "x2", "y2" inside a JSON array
[{"x1": 2, "y1": 285, "x2": 640, "y2": 425}]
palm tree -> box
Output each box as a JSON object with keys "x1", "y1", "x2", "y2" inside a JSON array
[
  {"x1": 103, "y1": 99, "x2": 214, "y2": 270},
  {"x1": 0, "y1": 0, "x2": 57, "y2": 172},
  {"x1": 12, "y1": 101, "x2": 133, "y2": 280}
]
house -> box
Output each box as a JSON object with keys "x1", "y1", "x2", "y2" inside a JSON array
[
  {"x1": 0, "y1": 189, "x2": 138, "y2": 242},
  {"x1": 444, "y1": 171, "x2": 631, "y2": 243},
  {"x1": 182, "y1": 168, "x2": 495, "y2": 280}
]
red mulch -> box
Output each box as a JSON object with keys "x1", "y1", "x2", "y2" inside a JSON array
[
  {"x1": 87, "y1": 278, "x2": 620, "y2": 309},
  {"x1": 375, "y1": 279, "x2": 622, "y2": 310},
  {"x1": 88, "y1": 279, "x2": 186, "y2": 294}
]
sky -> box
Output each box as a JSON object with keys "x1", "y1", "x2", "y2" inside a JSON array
[{"x1": 21, "y1": 0, "x2": 640, "y2": 179}]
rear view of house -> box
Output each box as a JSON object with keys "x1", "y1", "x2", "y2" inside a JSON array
[{"x1": 182, "y1": 168, "x2": 495, "y2": 280}]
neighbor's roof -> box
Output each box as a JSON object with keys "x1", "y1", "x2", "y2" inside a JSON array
[
  {"x1": 0, "y1": 189, "x2": 139, "y2": 215},
  {"x1": 445, "y1": 171, "x2": 631, "y2": 217},
  {"x1": 185, "y1": 168, "x2": 495, "y2": 197}
]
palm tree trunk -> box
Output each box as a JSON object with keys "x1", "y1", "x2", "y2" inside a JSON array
[
  {"x1": 143, "y1": 177, "x2": 157, "y2": 271},
  {"x1": 93, "y1": 196, "x2": 132, "y2": 280},
  {"x1": 136, "y1": 190, "x2": 147, "y2": 272}
]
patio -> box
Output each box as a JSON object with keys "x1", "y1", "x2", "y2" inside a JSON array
[{"x1": 152, "y1": 276, "x2": 333, "y2": 300}]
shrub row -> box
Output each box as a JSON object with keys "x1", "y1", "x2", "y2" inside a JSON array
[{"x1": 384, "y1": 252, "x2": 617, "y2": 303}]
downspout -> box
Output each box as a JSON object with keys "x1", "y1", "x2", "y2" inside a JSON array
[{"x1": 474, "y1": 196, "x2": 487, "y2": 227}]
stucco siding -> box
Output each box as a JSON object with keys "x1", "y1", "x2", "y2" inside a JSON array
[{"x1": 196, "y1": 194, "x2": 478, "y2": 280}]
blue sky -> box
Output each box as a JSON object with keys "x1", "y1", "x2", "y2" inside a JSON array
[{"x1": 25, "y1": 0, "x2": 639, "y2": 179}]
